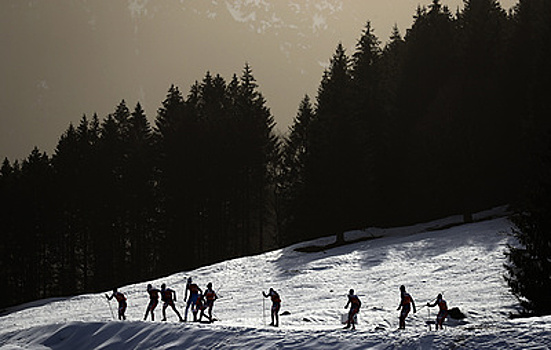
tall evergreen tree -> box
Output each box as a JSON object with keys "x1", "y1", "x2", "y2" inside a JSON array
[
  {"x1": 52, "y1": 123, "x2": 85, "y2": 294},
  {"x1": 231, "y1": 64, "x2": 279, "y2": 253},
  {"x1": 396, "y1": 0, "x2": 458, "y2": 222},
  {"x1": 153, "y1": 85, "x2": 199, "y2": 271},
  {"x1": 304, "y1": 43, "x2": 357, "y2": 242},
  {"x1": 454, "y1": 0, "x2": 510, "y2": 220},
  {"x1": 125, "y1": 103, "x2": 156, "y2": 280},
  {"x1": 379, "y1": 24, "x2": 407, "y2": 224},
  {"x1": 19, "y1": 148, "x2": 55, "y2": 300},
  {"x1": 279, "y1": 95, "x2": 315, "y2": 243},
  {"x1": 506, "y1": 136, "x2": 551, "y2": 316},
  {"x1": 350, "y1": 21, "x2": 389, "y2": 224}
]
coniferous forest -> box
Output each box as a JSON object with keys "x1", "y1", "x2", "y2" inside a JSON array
[{"x1": 1, "y1": 0, "x2": 550, "y2": 313}]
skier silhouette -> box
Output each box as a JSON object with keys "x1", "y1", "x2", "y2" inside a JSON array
[
  {"x1": 397, "y1": 285, "x2": 416, "y2": 329},
  {"x1": 427, "y1": 293, "x2": 448, "y2": 330},
  {"x1": 143, "y1": 284, "x2": 160, "y2": 321},
  {"x1": 184, "y1": 277, "x2": 203, "y2": 322},
  {"x1": 106, "y1": 288, "x2": 127, "y2": 320},
  {"x1": 199, "y1": 282, "x2": 218, "y2": 323},
  {"x1": 263, "y1": 288, "x2": 281, "y2": 327},
  {"x1": 161, "y1": 283, "x2": 184, "y2": 322},
  {"x1": 344, "y1": 289, "x2": 361, "y2": 330}
]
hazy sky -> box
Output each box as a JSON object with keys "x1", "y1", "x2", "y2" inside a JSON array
[{"x1": 1, "y1": 0, "x2": 517, "y2": 161}]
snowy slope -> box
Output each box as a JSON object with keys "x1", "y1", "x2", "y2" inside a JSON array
[{"x1": 1, "y1": 207, "x2": 550, "y2": 349}]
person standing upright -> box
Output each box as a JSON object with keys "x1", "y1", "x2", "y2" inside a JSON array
[
  {"x1": 397, "y1": 285, "x2": 416, "y2": 329},
  {"x1": 184, "y1": 277, "x2": 203, "y2": 322},
  {"x1": 199, "y1": 282, "x2": 218, "y2": 323},
  {"x1": 344, "y1": 289, "x2": 361, "y2": 330},
  {"x1": 263, "y1": 288, "x2": 281, "y2": 327},
  {"x1": 427, "y1": 293, "x2": 448, "y2": 330},
  {"x1": 106, "y1": 288, "x2": 127, "y2": 321}
]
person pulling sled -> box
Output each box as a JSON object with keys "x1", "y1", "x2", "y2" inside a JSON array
[{"x1": 427, "y1": 293, "x2": 448, "y2": 330}]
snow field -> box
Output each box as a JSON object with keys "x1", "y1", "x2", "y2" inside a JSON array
[{"x1": 1, "y1": 207, "x2": 550, "y2": 349}]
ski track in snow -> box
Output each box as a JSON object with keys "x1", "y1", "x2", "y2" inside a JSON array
[{"x1": 1, "y1": 207, "x2": 550, "y2": 349}]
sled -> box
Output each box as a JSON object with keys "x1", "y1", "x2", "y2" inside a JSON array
[{"x1": 341, "y1": 313, "x2": 358, "y2": 325}]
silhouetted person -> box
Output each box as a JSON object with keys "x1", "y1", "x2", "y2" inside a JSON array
[
  {"x1": 161, "y1": 283, "x2": 184, "y2": 322},
  {"x1": 199, "y1": 282, "x2": 218, "y2": 323},
  {"x1": 427, "y1": 293, "x2": 448, "y2": 330},
  {"x1": 263, "y1": 288, "x2": 281, "y2": 327},
  {"x1": 397, "y1": 285, "x2": 416, "y2": 329},
  {"x1": 184, "y1": 277, "x2": 202, "y2": 322},
  {"x1": 344, "y1": 289, "x2": 361, "y2": 330},
  {"x1": 106, "y1": 288, "x2": 127, "y2": 320},
  {"x1": 144, "y1": 284, "x2": 160, "y2": 321}
]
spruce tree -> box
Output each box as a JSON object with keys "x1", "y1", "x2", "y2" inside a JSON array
[
  {"x1": 506, "y1": 137, "x2": 551, "y2": 315},
  {"x1": 396, "y1": 0, "x2": 457, "y2": 222},
  {"x1": 279, "y1": 95, "x2": 315, "y2": 243},
  {"x1": 305, "y1": 43, "x2": 356, "y2": 242},
  {"x1": 350, "y1": 21, "x2": 388, "y2": 224}
]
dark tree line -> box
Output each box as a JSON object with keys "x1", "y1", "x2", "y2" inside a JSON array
[
  {"x1": 0, "y1": 65, "x2": 279, "y2": 307},
  {"x1": 280, "y1": 0, "x2": 547, "y2": 239},
  {"x1": 1, "y1": 0, "x2": 550, "y2": 313}
]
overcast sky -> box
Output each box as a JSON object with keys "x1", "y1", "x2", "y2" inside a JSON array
[{"x1": 0, "y1": 0, "x2": 516, "y2": 161}]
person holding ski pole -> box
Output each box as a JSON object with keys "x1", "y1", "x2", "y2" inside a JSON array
[
  {"x1": 199, "y1": 282, "x2": 218, "y2": 323},
  {"x1": 161, "y1": 283, "x2": 184, "y2": 322},
  {"x1": 427, "y1": 293, "x2": 448, "y2": 330},
  {"x1": 184, "y1": 277, "x2": 202, "y2": 322},
  {"x1": 397, "y1": 285, "x2": 416, "y2": 329},
  {"x1": 106, "y1": 288, "x2": 127, "y2": 320},
  {"x1": 144, "y1": 284, "x2": 161, "y2": 321},
  {"x1": 263, "y1": 288, "x2": 281, "y2": 327},
  {"x1": 344, "y1": 289, "x2": 361, "y2": 330}
]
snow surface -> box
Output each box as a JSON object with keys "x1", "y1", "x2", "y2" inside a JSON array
[{"x1": 1, "y1": 207, "x2": 550, "y2": 349}]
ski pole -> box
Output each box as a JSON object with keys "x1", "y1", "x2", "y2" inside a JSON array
[
  {"x1": 427, "y1": 306, "x2": 431, "y2": 331},
  {"x1": 106, "y1": 295, "x2": 115, "y2": 320},
  {"x1": 262, "y1": 298, "x2": 266, "y2": 326}
]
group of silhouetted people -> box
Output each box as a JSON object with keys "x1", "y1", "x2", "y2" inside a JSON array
[
  {"x1": 342, "y1": 285, "x2": 448, "y2": 331},
  {"x1": 105, "y1": 277, "x2": 218, "y2": 324},
  {"x1": 107, "y1": 283, "x2": 449, "y2": 330}
]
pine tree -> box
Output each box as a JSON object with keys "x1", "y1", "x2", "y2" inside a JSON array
[
  {"x1": 506, "y1": 137, "x2": 551, "y2": 316},
  {"x1": 451, "y1": 0, "x2": 510, "y2": 221},
  {"x1": 19, "y1": 148, "x2": 55, "y2": 301},
  {"x1": 304, "y1": 43, "x2": 356, "y2": 242},
  {"x1": 379, "y1": 24, "x2": 407, "y2": 224},
  {"x1": 396, "y1": 0, "x2": 458, "y2": 222},
  {"x1": 279, "y1": 95, "x2": 315, "y2": 243},
  {"x1": 126, "y1": 102, "x2": 156, "y2": 279},
  {"x1": 0, "y1": 158, "x2": 24, "y2": 306},
  {"x1": 350, "y1": 21, "x2": 389, "y2": 224},
  {"x1": 231, "y1": 63, "x2": 279, "y2": 253},
  {"x1": 52, "y1": 123, "x2": 84, "y2": 294},
  {"x1": 153, "y1": 85, "x2": 198, "y2": 271}
]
